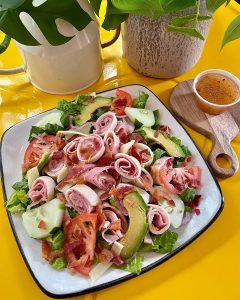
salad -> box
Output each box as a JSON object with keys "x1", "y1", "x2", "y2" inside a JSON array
[{"x1": 5, "y1": 89, "x2": 202, "y2": 280}]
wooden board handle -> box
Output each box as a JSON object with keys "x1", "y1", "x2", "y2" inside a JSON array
[{"x1": 208, "y1": 138, "x2": 239, "y2": 178}]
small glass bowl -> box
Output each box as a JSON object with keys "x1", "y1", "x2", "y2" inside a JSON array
[{"x1": 192, "y1": 69, "x2": 240, "y2": 115}]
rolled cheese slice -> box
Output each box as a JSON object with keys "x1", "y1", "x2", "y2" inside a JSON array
[
  {"x1": 28, "y1": 176, "x2": 56, "y2": 207},
  {"x1": 64, "y1": 184, "x2": 99, "y2": 213},
  {"x1": 77, "y1": 134, "x2": 105, "y2": 163},
  {"x1": 114, "y1": 153, "x2": 141, "y2": 180},
  {"x1": 147, "y1": 204, "x2": 170, "y2": 235},
  {"x1": 94, "y1": 112, "x2": 118, "y2": 135}
]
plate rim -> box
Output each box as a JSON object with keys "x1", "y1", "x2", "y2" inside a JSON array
[{"x1": 0, "y1": 83, "x2": 224, "y2": 299}]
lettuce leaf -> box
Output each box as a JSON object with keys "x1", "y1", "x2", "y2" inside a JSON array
[
  {"x1": 133, "y1": 91, "x2": 149, "y2": 109},
  {"x1": 120, "y1": 255, "x2": 144, "y2": 275},
  {"x1": 152, "y1": 230, "x2": 178, "y2": 254},
  {"x1": 5, "y1": 190, "x2": 29, "y2": 213},
  {"x1": 12, "y1": 177, "x2": 29, "y2": 192},
  {"x1": 28, "y1": 124, "x2": 63, "y2": 141},
  {"x1": 140, "y1": 230, "x2": 178, "y2": 254},
  {"x1": 179, "y1": 188, "x2": 196, "y2": 202},
  {"x1": 152, "y1": 109, "x2": 160, "y2": 130},
  {"x1": 50, "y1": 257, "x2": 67, "y2": 270},
  {"x1": 48, "y1": 228, "x2": 64, "y2": 250},
  {"x1": 152, "y1": 148, "x2": 166, "y2": 164}
]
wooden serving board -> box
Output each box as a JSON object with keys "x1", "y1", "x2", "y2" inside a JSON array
[{"x1": 170, "y1": 80, "x2": 240, "y2": 178}]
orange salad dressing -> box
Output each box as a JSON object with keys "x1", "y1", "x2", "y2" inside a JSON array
[{"x1": 196, "y1": 74, "x2": 239, "y2": 105}]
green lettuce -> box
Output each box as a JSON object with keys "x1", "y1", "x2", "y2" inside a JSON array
[
  {"x1": 5, "y1": 190, "x2": 29, "y2": 214},
  {"x1": 133, "y1": 91, "x2": 149, "y2": 109},
  {"x1": 28, "y1": 124, "x2": 63, "y2": 141},
  {"x1": 12, "y1": 177, "x2": 29, "y2": 192},
  {"x1": 120, "y1": 255, "x2": 144, "y2": 275},
  {"x1": 51, "y1": 257, "x2": 67, "y2": 270},
  {"x1": 179, "y1": 188, "x2": 196, "y2": 202},
  {"x1": 152, "y1": 148, "x2": 166, "y2": 164},
  {"x1": 48, "y1": 228, "x2": 64, "y2": 250},
  {"x1": 140, "y1": 230, "x2": 178, "y2": 254}
]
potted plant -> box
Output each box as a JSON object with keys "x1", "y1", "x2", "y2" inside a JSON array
[
  {"x1": 0, "y1": 0, "x2": 239, "y2": 83},
  {"x1": 0, "y1": 0, "x2": 119, "y2": 94},
  {"x1": 91, "y1": 0, "x2": 239, "y2": 78}
]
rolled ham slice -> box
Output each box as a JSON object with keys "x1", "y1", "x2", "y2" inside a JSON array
[
  {"x1": 84, "y1": 166, "x2": 116, "y2": 191},
  {"x1": 77, "y1": 134, "x2": 105, "y2": 163},
  {"x1": 64, "y1": 184, "x2": 99, "y2": 213},
  {"x1": 101, "y1": 210, "x2": 123, "y2": 244},
  {"x1": 130, "y1": 168, "x2": 153, "y2": 192},
  {"x1": 147, "y1": 204, "x2": 170, "y2": 235},
  {"x1": 103, "y1": 130, "x2": 120, "y2": 155},
  {"x1": 151, "y1": 157, "x2": 180, "y2": 194},
  {"x1": 94, "y1": 112, "x2": 118, "y2": 135},
  {"x1": 56, "y1": 163, "x2": 95, "y2": 192},
  {"x1": 43, "y1": 151, "x2": 65, "y2": 178},
  {"x1": 130, "y1": 143, "x2": 153, "y2": 167},
  {"x1": 28, "y1": 176, "x2": 56, "y2": 206},
  {"x1": 101, "y1": 203, "x2": 128, "y2": 244},
  {"x1": 63, "y1": 137, "x2": 81, "y2": 156},
  {"x1": 114, "y1": 153, "x2": 141, "y2": 180}
]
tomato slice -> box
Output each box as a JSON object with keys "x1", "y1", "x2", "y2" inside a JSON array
[
  {"x1": 22, "y1": 135, "x2": 65, "y2": 172},
  {"x1": 64, "y1": 213, "x2": 98, "y2": 276},
  {"x1": 111, "y1": 89, "x2": 133, "y2": 116},
  {"x1": 153, "y1": 157, "x2": 201, "y2": 194}
]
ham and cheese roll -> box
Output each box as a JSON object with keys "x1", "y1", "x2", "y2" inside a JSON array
[
  {"x1": 28, "y1": 176, "x2": 56, "y2": 206},
  {"x1": 103, "y1": 130, "x2": 120, "y2": 155},
  {"x1": 63, "y1": 137, "x2": 81, "y2": 156},
  {"x1": 131, "y1": 168, "x2": 153, "y2": 192},
  {"x1": 114, "y1": 153, "x2": 141, "y2": 180},
  {"x1": 64, "y1": 184, "x2": 99, "y2": 213},
  {"x1": 77, "y1": 134, "x2": 105, "y2": 163},
  {"x1": 147, "y1": 204, "x2": 170, "y2": 235},
  {"x1": 94, "y1": 112, "x2": 118, "y2": 135},
  {"x1": 101, "y1": 203, "x2": 128, "y2": 244},
  {"x1": 43, "y1": 151, "x2": 65, "y2": 178},
  {"x1": 84, "y1": 166, "x2": 116, "y2": 191}
]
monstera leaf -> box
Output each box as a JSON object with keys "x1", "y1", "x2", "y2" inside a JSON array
[{"x1": 0, "y1": 0, "x2": 92, "y2": 46}]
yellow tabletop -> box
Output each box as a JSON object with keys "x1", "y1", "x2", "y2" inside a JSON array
[{"x1": 1, "y1": 2, "x2": 240, "y2": 300}]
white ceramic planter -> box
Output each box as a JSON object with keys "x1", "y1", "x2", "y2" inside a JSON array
[
  {"x1": 122, "y1": 1, "x2": 211, "y2": 78},
  {"x1": 0, "y1": 0, "x2": 103, "y2": 94}
]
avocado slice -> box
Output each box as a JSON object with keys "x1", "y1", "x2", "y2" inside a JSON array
[
  {"x1": 37, "y1": 152, "x2": 51, "y2": 171},
  {"x1": 74, "y1": 96, "x2": 112, "y2": 125},
  {"x1": 142, "y1": 127, "x2": 184, "y2": 158},
  {"x1": 120, "y1": 192, "x2": 148, "y2": 260}
]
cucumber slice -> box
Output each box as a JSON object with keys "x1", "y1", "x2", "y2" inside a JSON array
[
  {"x1": 36, "y1": 112, "x2": 63, "y2": 128},
  {"x1": 22, "y1": 198, "x2": 65, "y2": 239},
  {"x1": 125, "y1": 107, "x2": 155, "y2": 127}
]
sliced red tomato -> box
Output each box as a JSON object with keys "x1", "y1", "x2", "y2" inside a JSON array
[
  {"x1": 171, "y1": 166, "x2": 201, "y2": 190},
  {"x1": 111, "y1": 89, "x2": 133, "y2": 116},
  {"x1": 22, "y1": 135, "x2": 65, "y2": 172},
  {"x1": 153, "y1": 157, "x2": 201, "y2": 194},
  {"x1": 64, "y1": 213, "x2": 98, "y2": 277}
]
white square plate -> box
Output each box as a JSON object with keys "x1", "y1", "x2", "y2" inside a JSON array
[{"x1": 0, "y1": 84, "x2": 223, "y2": 298}]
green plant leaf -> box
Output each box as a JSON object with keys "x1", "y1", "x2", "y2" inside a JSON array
[
  {"x1": 0, "y1": 0, "x2": 92, "y2": 46},
  {"x1": 206, "y1": 0, "x2": 230, "y2": 15},
  {"x1": 111, "y1": 0, "x2": 197, "y2": 18},
  {"x1": 170, "y1": 14, "x2": 211, "y2": 27},
  {"x1": 0, "y1": 34, "x2": 10, "y2": 53},
  {"x1": 167, "y1": 25, "x2": 204, "y2": 40},
  {"x1": 221, "y1": 15, "x2": 240, "y2": 49},
  {"x1": 102, "y1": 0, "x2": 128, "y2": 30},
  {"x1": 89, "y1": 0, "x2": 102, "y2": 16}
]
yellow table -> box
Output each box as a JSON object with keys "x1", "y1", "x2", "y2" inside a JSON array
[{"x1": 1, "y1": 2, "x2": 240, "y2": 300}]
